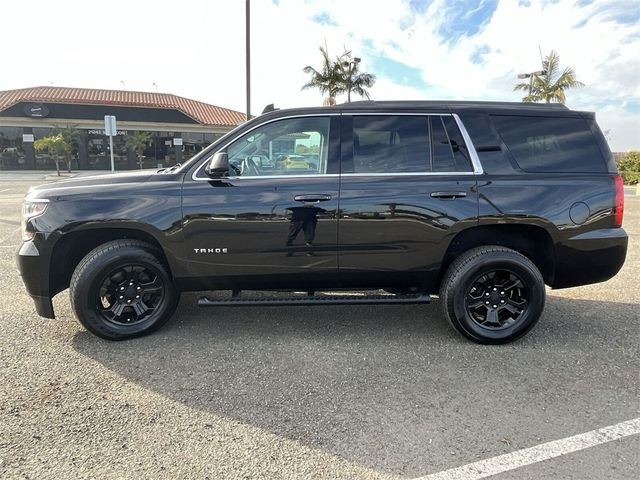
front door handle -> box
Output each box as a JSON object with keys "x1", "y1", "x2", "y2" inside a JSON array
[
  {"x1": 294, "y1": 194, "x2": 332, "y2": 203},
  {"x1": 430, "y1": 191, "x2": 467, "y2": 200}
]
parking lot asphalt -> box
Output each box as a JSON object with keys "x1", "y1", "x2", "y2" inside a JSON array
[{"x1": 0, "y1": 176, "x2": 638, "y2": 479}]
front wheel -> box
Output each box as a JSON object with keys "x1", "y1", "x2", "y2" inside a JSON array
[
  {"x1": 70, "y1": 240, "x2": 179, "y2": 340},
  {"x1": 439, "y1": 246, "x2": 545, "y2": 344}
]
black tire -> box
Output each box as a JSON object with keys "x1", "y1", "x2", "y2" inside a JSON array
[
  {"x1": 70, "y1": 240, "x2": 179, "y2": 340},
  {"x1": 439, "y1": 246, "x2": 545, "y2": 344}
]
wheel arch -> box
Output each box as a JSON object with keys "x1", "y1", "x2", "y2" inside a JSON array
[
  {"x1": 439, "y1": 223, "x2": 556, "y2": 288},
  {"x1": 49, "y1": 225, "x2": 176, "y2": 297}
]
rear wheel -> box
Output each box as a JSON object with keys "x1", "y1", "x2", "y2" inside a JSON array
[
  {"x1": 440, "y1": 246, "x2": 545, "y2": 344},
  {"x1": 70, "y1": 240, "x2": 178, "y2": 340}
]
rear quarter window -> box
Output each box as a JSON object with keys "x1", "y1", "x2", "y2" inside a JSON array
[
  {"x1": 491, "y1": 115, "x2": 606, "y2": 173},
  {"x1": 456, "y1": 113, "x2": 516, "y2": 174}
]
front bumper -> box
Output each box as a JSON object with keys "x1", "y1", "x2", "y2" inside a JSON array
[
  {"x1": 29, "y1": 294, "x2": 55, "y2": 319},
  {"x1": 16, "y1": 234, "x2": 55, "y2": 319}
]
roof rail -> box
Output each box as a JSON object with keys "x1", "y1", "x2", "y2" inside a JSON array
[{"x1": 342, "y1": 100, "x2": 569, "y2": 110}]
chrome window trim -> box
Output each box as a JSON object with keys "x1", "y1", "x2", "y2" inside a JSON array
[
  {"x1": 452, "y1": 113, "x2": 484, "y2": 175},
  {"x1": 217, "y1": 174, "x2": 341, "y2": 180},
  {"x1": 191, "y1": 111, "x2": 484, "y2": 181},
  {"x1": 341, "y1": 171, "x2": 476, "y2": 177},
  {"x1": 194, "y1": 172, "x2": 476, "y2": 182},
  {"x1": 191, "y1": 113, "x2": 339, "y2": 181}
]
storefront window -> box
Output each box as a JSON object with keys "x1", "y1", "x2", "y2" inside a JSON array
[
  {"x1": 204, "y1": 133, "x2": 223, "y2": 146},
  {"x1": 180, "y1": 132, "x2": 223, "y2": 161},
  {"x1": 87, "y1": 137, "x2": 108, "y2": 170},
  {"x1": 1, "y1": 125, "x2": 231, "y2": 171},
  {"x1": 0, "y1": 126, "x2": 25, "y2": 170},
  {"x1": 182, "y1": 132, "x2": 205, "y2": 161},
  {"x1": 87, "y1": 129, "x2": 129, "y2": 170},
  {"x1": 140, "y1": 133, "x2": 164, "y2": 169}
]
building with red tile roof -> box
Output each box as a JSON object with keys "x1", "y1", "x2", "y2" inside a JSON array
[{"x1": 0, "y1": 86, "x2": 247, "y2": 170}]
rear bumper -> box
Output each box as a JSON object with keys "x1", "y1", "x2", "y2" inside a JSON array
[
  {"x1": 16, "y1": 235, "x2": 55, "y2": 319},
  {"x1": 552, "y1": 228, "x2": 628, "y2": 288}
]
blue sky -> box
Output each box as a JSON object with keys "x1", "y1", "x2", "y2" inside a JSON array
[
  {"x1": 293, "y1": 0, "x2": 639, "y2": 150},
  {"x1": 0, "y1": 0, "x2": 638, "y2": 150}
]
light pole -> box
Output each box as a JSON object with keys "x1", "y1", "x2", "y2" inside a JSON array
[
  {"x1": 245, "y1": 0, "x2": 251, "y2": 121},
  {"x1": 342, "y1": 57, "x2": 361, "y2": 103},
  {"x1": 517, "y1": 70, "x2": 547, "y2": 98}
]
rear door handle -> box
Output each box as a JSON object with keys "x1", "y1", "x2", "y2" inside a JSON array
[
  {"x1": 430, "y1": 191, "x2": 467, "y2": 200},
  {"x1": 294, "y1": 194, "x2": 332, "y2": 203}
]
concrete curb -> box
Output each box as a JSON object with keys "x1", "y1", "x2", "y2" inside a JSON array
[{"x1": 43, "y1": 173, "x2": 79, "y2": 181}]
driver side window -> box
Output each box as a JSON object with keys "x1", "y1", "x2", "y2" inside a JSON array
[{"x1": 226, "y1": 116, "x2": 330, "y2": 177}]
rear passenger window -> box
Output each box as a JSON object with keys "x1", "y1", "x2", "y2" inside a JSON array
[
  {"x1": 491, "y1": 115, "x2": 606, "y2": 173},
  {"x1": 431, "y1": 116, "x2": 453, "y2": 171},
  {"x1": 352, "y1": 116, "x2": 429, "y2": 173},
  {"x1": 440, "y1": 116, "x2": 473, "y2": 172},
  {"x1": 431, "y1": 116, "x2": 473, "y2": 172},
  {"x1": 350, "y1": 115, "x2": 472, "y2": 174}
]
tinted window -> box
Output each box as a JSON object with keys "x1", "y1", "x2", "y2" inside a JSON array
[
  {"x1": 352, "y1": 116, "x2": 429, "y2": 173},
  {"x1": 491, "y1": 115, "x2": 606, "y2": 173},
  {"x1": 226, "y1": 116, "x2": 330, "y2": 176},
  {"x1": 430, "y1": 116, "x2": 473, "y2": 172},
  {"x1": 350, "y1": 115, "x2": 472, "y2": 174},
  {"x1": 442, "y1": 116, "x2": 474, "y2": 172},
  {"x1": 431, "y1": 116, "x2": 452, "y2": 171},
  {"x1": 456, "y1": 113, "x2": 515, "y2": 174}
]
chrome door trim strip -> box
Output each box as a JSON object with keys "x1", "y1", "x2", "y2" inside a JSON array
[
  {"x1": 340, "y1": 171, "x2": 476, "y2": 177},
  {"x1": 196, "y1": 172, "x2": 476, "y2": 182},
  {"x1": 452, "y1": 113, "x2": 484, "y2": 175},
  {"x1": 190, "y1": 111, "x2": 484, "y2": 181}
]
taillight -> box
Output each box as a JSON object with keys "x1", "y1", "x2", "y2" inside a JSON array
[{"x1": 614, "y1": 174, "x2": 624, "y2": 227}]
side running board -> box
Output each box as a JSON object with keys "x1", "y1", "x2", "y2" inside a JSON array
[{"x1": 197, "y1": 293, "x2": 431, "y2": 307}]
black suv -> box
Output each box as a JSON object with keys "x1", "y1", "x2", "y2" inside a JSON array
[{"x1": 17, "y1": 101, "x2": 627, "y2": 344}]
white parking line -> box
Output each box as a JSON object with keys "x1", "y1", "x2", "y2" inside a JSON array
[{"x1": 412, "y1": 417, "x2": 640, "y2": 480}]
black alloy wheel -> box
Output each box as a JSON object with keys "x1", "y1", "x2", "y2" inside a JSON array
[
  {"x1": 96, "y1": 264, "x2": 165, "y2": 326},
  {"x1": 440, "y1": 245, "x2": 545, "y2": 344},
  {"x1": 70, "y1": 240, "x2": 179, "y2": 340},
  {"x1": 464, "y1": 269, "x2": 529, "y2": 330}
]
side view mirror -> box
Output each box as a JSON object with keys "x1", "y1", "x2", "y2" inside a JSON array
[{"x1": 205, "y1": 152, "x2": 229, "y2": 178}]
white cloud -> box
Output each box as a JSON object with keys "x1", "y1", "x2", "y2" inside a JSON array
[{"x1": 0, "y1": 0, "x2": 638, "y2": 150}]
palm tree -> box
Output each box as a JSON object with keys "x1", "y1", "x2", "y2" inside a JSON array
[
  {"x1": 514, "y1": 50, "x2": 584, "y2": 103},
  {"x1": 55, "y1": 125, "x2": 80, "y2": 173},
  {"x1": 34, "y1": 135, "x2": 65, "y2": 176},
  {"x1": 303, "y1": 46, "x2": 377, "y2": 105},
  {"x1": 340, "y1": 52, "x2": 376, "y2": 102},
  {"x1": 33, "y1": 126, "x2": 79, "y2": 175},
  {"x1": 302, "y1": 45, "x2": 345, "y2": 106},
  {"x1": 125, "y1": 131, "x2": 152, "y2": 169}
]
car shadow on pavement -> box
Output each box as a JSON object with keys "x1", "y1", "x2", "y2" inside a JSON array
[{"x1": 71, "y1": 294, "x2": 639, "y2": 477}]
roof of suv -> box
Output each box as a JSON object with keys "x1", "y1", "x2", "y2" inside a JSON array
[
  {"x1": 341, "y1": 100, "x2": 569, "y2": 110},
  {"x1": 259, "y1": 100, "x2": 585, "y2": 119}
]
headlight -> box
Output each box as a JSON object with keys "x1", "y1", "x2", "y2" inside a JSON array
[{"x1": 21, "y1": 199, "x2": 49, "y2": 241}]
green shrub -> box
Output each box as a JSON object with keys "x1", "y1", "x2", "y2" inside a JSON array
[
  {"x1": 617, "y1": 151, "x2": 640, "y2": 184},
  {"x1": 620, "y1": 170, "x2": 640, "y2": 185}
]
